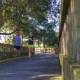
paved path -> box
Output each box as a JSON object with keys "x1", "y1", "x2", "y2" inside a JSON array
[{"x1": 0, "y1": 53, "x2": 61, "y2": 80}]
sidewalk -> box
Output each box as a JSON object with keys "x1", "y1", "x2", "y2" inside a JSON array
[{"x1": 0, "y1": 53, "x2": 62, "y2": 80}]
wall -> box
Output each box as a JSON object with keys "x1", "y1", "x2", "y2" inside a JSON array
[{"x1": 59, "y1": 0, "x2": 80, "y2": 80}]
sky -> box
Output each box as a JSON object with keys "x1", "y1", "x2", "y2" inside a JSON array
[{"x1": 48, "y1": 0, "x2": 61, "y2": 32}]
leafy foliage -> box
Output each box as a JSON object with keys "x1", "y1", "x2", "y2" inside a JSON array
[{"x1": 1, "y1": 0, "x2": 60, "y2": 46}]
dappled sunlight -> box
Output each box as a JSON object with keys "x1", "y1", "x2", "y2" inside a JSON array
[{"x1": 32, "y1": 74, "x2": 62, "y2": 80}]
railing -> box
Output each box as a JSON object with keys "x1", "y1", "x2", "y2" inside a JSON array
[
  {"x1": 0, "y1": 43, "x2": 28, "y2": 60},
  {"x1": 35, "y1": 47, "x2": 56, "y2": 54}
]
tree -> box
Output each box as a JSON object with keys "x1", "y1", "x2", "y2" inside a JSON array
[
  {"x1": 1, "y1": 0, "x2": 60, "y2": 46},
  {"x1": 2, "y1": 0, "x2": 49, "y2": 32}
]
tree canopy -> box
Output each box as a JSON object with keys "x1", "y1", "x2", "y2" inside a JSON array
[{"x1": 1, "y1": 0, "x2": 60, "y2": 46}]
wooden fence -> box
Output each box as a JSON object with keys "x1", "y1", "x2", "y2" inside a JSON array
[{"x1": 35, "y1": 47, "x2": 56, "y2": 54}]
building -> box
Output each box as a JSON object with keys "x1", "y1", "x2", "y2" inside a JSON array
[{"x1": 59, "y1": 0, "x2": 80, "y2": 80}]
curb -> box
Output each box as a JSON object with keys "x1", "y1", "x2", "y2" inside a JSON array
[{"x1": 0, "y1": 56, "x2": 27, "y2": 63}]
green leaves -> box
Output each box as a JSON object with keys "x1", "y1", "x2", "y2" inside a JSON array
[
  {"x1": 2, "y1": 0, "x2": 50, "y2": 32},
  {"x1": 1, "y1": 0, "x2": 59, "y2": 46}
]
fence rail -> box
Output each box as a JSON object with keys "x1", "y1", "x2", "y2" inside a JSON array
[{"x1": 35, "y1": 47, "x2": 56, "y2": 53}]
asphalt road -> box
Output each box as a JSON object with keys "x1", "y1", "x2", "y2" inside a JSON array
[{"x1": 0, "y1": 53, "x2": 61, "y2": 80}]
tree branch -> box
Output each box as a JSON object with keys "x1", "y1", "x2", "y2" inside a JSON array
[{"x1": 0, "y1": 30, "x2": 17, "y2": 35}]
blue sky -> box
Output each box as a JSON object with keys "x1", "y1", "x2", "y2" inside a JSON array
[{"x1": 48, "y1": 0, "x2": 60, "y2": 32}]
